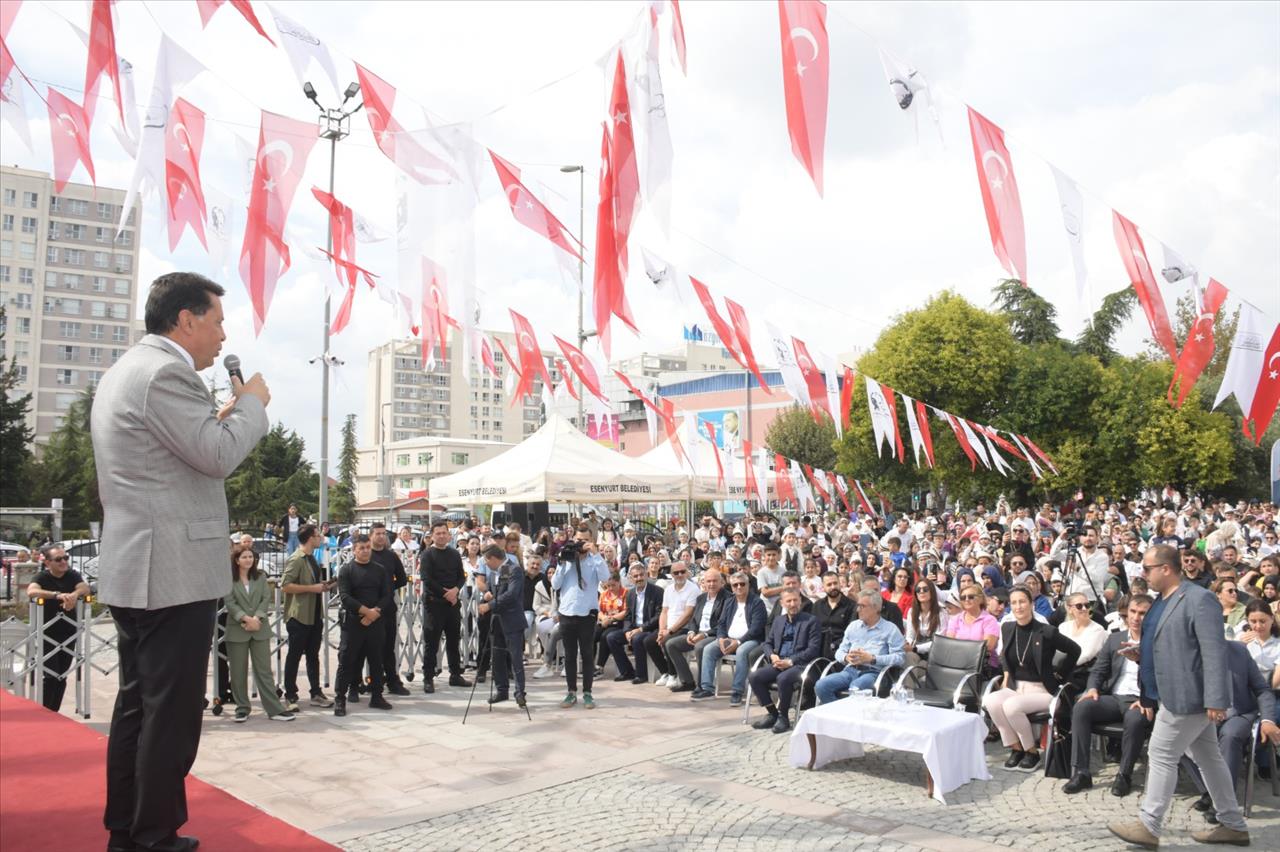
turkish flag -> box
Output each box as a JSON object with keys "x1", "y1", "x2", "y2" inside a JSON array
[
  {"x1": 915, "y1": 398, "x2": 935, "y2": 468},
  {"x1": 803, "y1": 463, "x2": 830, "y2": 504},
  {"x1": 489, "y1": 150, "x2": 583, "y2": 262},
  {"x1": 479, "y1": 334, "x2": 499, "y2": 379},
  {"x1": 1244, "y1": 323, "x2": 1280, "y2": 445},
  {"x1": 778, "y1": 0, "x2": 828, "y2": 196},
  {"x1": 725, "y1": 298, "x2": 773, "y2": 395},
  {"x1": 831, "y1": 473, "x2": 853, "y2": 514},
  {"x1": 84, "y1": 0, "x2": 123, "y2": 125},
  {"x1": 1113, "y1": 210, "x2": 1178, "y2": 361},
  {"x1": 195, "y1": 0, "x2": 275, "y2": 45},
  {"x1": 840, "y1": 365, "x2": 855, "y2": 432},
  {"x1": 792, "y1": 336, "x2": 833, "y2": 424},
  {"x1": 592, "y1": 123, "x2": 638, "y2": 357},
  {"x1": 420, "y1": 257, "x2": 451, "y2": 368},
  {"x1": 164, "y1": 97, "x2": 207, "y2": 252},
  {"x1": 689, "y1": 276, "x2": 742, "y2": 362},
  {"x1": 705, "y1": 421, "x2": 725, "y2": 491},
  {"x1": 1020, "y1": 434, "x2": 1059, "y2": 475},
  {"x1": 553, "y1": 334, "x2": 607, "y2": 405},
  {"x1": 967, "y1": 107, "x2": 1026, "y2": 283},
  {"x1": 46, "y1": 88, "x2": 95, "y2": 192},
  {"x1": 878, "y1": 382, "x2": 905, "y2": 462},
  {"x1": 554, "y1": 359, "x2": 580, "y2": 401},
  {"x1": 662, "y1": 399, "x2": 690, "y2": 469},
  {"x1": 938, "y1": 409, "x2": 978, "y2": 470},
  {"x1": 354, "y1": 62, "x2": 457, "y2": 185},
  {"x1": 774, "y1": 452, "x2": 797, "y2": 507},
  {"x1": 852, "y1": 480, "x2": 877, "y2": 518},
  {"x1": 1168, "y1": 278, "x2": 1228, "y2": 406},
  {"x1": 742, "y1": 440, "x2": 761, "y2": 502},
  {"x1": 310, "y1": 186, "x2": 356, "y2": 284},
  {"x1": 669, "y1": 0, "x2": 688, "y2": 74},
  {"x1": 239, "y1": 110, "x2": 318, "y2": 334},
  {"x1": 314, "y1": 247, "x2": 377, "y2": 335},
  {"x1": 981, "y1": 424, "x2": 1026, "y2": 462},
  {"x1": 509, "y1": 310, "x2": 553, "y2": 403},
  {"x1": 607, "y1": 50, "x2": 640, "y2": 265}
]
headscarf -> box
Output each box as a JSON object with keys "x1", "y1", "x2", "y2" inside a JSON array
[{"x1": 981, "y1": 564, "x2": 1007, "y2": 590}]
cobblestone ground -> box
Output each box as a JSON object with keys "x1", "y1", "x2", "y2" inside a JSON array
[{"x1": 340, "y1": 731, "x2": 1280, "y2": 852}]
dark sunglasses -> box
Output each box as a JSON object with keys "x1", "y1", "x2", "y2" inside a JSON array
[
  {"x1": 672, "y1": 570, "x2": 688, "y2": 576},
  {"x1": 1069, "y1": 602, "x2": 1090, "y2": 611},
  {"x1": 48, "y1": 555, "x2": 69, "y2": 562},
  {"x1": 1222, "y1": 587, "x2": 1237, "y2": 595},
  {"x1": 960, "y1": 594, "x2": 979, "y2": 601},
  {"x1": 730, "y1": 582, "x2": 746, "y2": 588},
  {"x1": 915, "y1": 586, "x2": 931, "y2": 593}
]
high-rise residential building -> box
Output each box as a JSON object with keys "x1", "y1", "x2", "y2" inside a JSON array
[
  {"x1": 363, "y1": 331, "x2": 560, "y2": 449},
  {"x1": 0, "y1": 166, "x2": 142, "y2": 445}
]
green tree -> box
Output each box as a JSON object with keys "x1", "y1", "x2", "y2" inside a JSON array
[
  {"x1": 29, "y1": 385, "x2": 101, "y2": 529},
  {"x1": 992, "y1": 279, "x2": 1060, "y2": 345},
  {"x1": 1076, "y1": 288, "x2": 1137, "y2": 362},
  {"x1": 329, "y1": 414, "x2": 358, "y2": 522},
  {"x1": 764, "y1": 404, "x2": 837, "y2": 470},
  {"x1": 225, "y1": 423, "x2": 316, "y2": 527},
  {"x1": 0, "y1": 307, "x2": 35, "y2": 506}
]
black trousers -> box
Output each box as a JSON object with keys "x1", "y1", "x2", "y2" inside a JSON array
[
  {"x1": 1070, "y1": 693, "x2": 1151, "y2": 776},
  {"x1": 334, "y1": 617, "x2": 384, "y2": 698},
  {"x1": 380, "y1": 604, "x2": 402, "y2": 687},
  {"x1": 474, "y1": 610, "x2": 493, "y2": 676},
  {"x1": 593, "y1": 621, "x2": 620, "y2": 667},
  {"x1": 750, "y1": 663, "x2": 805, "y2": 715},
  {"x1": 40, "y1": 621, "x2": 77, "y2": 712},
  {"x1": 104, "y1": 600, "x2": 216, "y2": 847},
  {"x1": 490, "y1": 625, "x2": 526, "y2": 698},
  {"x1": 283, "y1": 618, "x2": 322, "y2": 700},
  {"x1": 212, "y1": 610, "x2": 231, "y2": 703},
  {"x1": 559, "y1": 614, "x2": 596, "y2": 694},
  {"x1": 423, "y1": 602, "x2": 462, "y2": 680},
  {"x1": 605, "y1": 627, "x2": 640, "y2": 679},
  {"x1": 643, "y1": 629, "x2": 684, "y2": 676}
]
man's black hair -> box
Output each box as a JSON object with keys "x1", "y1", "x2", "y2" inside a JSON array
[{"x1": 145, "y1": 272, "x2": 226, "y2": 334}]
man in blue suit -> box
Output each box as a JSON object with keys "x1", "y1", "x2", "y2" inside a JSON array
[
  {"x1": 749, "y1": 588, "x2": 822, "y2": 734},
  {"x1": 479, "y1": 545, "x2": 527, "y2": 708}
]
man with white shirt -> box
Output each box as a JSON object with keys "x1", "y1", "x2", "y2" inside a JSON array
[
  {"x1": 666, "y1": 570, "x2": 729, "y2": 692},
  {"x1": 880, "y1": 518, "x2": 915, "y2": 554},
  {"x1": 1052, "y1": 525, "x2": 1111, "y2": 602},
  {"x1": 648, "y1": 560, "x2": 698, "y2": 687},
  {"x1": 391, "y1": 526, "x2": 419, "y2": 560}
]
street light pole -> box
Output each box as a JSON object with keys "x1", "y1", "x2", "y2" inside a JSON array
[
  {"x1": 303, "y1": 81, "x2": 363, "y2": 538},
  {"x1": 560, "y1": 164, "x2": 586, "y2": 430}
]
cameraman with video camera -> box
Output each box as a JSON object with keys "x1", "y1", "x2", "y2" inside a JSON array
[
  {"x1": 1052, "y1": 519, "x2": 1111, "y2": 613},
  {"x1": 551, "y1": 525, "x2": 612, "y2": 709}
]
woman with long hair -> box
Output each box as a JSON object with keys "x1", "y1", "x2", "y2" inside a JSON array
[
  {"x1": 884, "y1": 566, "x2": 916, "y2": 616},
  {"x1": 225, "y1": 545, "x2": 294, "y2": 723},
  {"x1": 904, "y1": 579, "x2": 946, "y2": 659}
]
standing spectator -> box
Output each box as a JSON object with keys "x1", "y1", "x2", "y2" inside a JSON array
[
  {"x1": 1108, "y1": 544, "x2": 1249, "y2": 847},
  {"x1": 25, "y1": 545, "x2": 89, "y2": 712},
  {"x1": 812, "y1": 572, "x2": 856, "y2": 659},
  {"x1": 368, "y1": 523, "x2": 410, "y2": 696},
  {"x1": 477, "y1": 544, "x2": 528, "y2": 708},
  {"x1": 279, "y1": 525, "x2": 335, "y2": 711},
  {"x1": 419, "y1": 521, "x2": 470, "y2": 693},
  {"x1": 224, "y1": 546, "x2": 293, "y2": 723},
  {"x1": 551, "y1": 528, "x2": 612, "y2": 709},
  {"x1": 391, "y1": 525, "x2": 420, "y2": 560},
  {"x1": 278, "y1": 504, "x2": 302, "y2": 555},
  {"x1": 333, "y1": 536, "x2": 393, "y2": 717},
  {"x1": 92, "y1": 272, "x2": 269, "y2": 852}
]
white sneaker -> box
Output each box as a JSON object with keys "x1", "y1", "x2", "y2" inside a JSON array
[
  {"x1": 268, "y1": 712, "x2": 296, "y2": 722},
  {"x1": 656, "y1": 674, "x2": 673, "y2": 687},
  {"x1": 532, "y1": 665, "x2": 555, "y2": 679}
]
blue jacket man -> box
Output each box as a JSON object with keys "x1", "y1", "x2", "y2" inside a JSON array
[
  {"x1": 480, "y1": 545, "x2": 527, "y2": 706},
  {"x1": 749, "y1": 588, "x2": 822, "y2": 734}
]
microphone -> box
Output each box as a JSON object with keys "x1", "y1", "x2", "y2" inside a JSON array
[{"x1": 223, "y1": 354, "x2": 245, "y2": 385}]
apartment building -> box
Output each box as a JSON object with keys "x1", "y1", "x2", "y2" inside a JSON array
[{"x1": 0, "y1": 166, "x2": 141, "y2": 444}]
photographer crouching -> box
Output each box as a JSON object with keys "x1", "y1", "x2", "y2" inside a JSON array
[{"x1": 551, "y1": 525, "x2": 612, "y2": 709}]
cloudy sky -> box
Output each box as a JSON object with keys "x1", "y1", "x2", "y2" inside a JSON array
[{"x1": 4, "y1": 0, "x2": 1277, "y2": 467}]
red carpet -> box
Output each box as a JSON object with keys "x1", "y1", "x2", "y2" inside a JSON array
[{"x1": 0, "y1": 690, "x2": 337, "y2": 852}]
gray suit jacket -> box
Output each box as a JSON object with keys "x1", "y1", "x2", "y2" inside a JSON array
[
  {"x1": 1147, "y1": 580, "x2": 1231, "y2": 715},
  {"x1": 90, "y1": 335, "x2": 267, "y2": 610}
]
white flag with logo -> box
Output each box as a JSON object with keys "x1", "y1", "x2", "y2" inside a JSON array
[
  {"x1": 1050, "y1": 165, "x2": 1087, "y2": 302},
  {"x1": 865, "y1": 377, "x2": 897, "y2": 459},
  {"x1": 269, "y1": 4, "x2": 342, "y2": 98},
  {"x1": 899, "y1": 391, "x2": 928, "y2": 467},
  {"x1": 958, "y1": 418, "x2": 991, "y2": 469},
  {"x1": 767, "y1": 321, "x2": 811, "y2": 408},
  {"x1": 1213, "y1": 301, "x2": 1269, "y2": 413},
  {"x1": 0, "y1": 69, "x2": 34, "y2": 152},
  {"x1": 822, "y1": 351, "x2": 842, "y2": 438},
  {"x1": 790, "y1": 459, "x2": 815, "y2": 511}
]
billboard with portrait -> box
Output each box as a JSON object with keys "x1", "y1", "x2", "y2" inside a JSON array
[{"x1": 696, "y1": 408, "x2": 742, "y2": 454}]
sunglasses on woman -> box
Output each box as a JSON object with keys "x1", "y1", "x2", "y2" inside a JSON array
[
  {"x1": 1069, "y1": 602, "x2": 1090, "y2": 611},
  {"x1": 915, "y1": 586, "x2": 931, "y2": 593},
  {"x1": 960, "y1": 594, "x2": 979, "y2": 601}
]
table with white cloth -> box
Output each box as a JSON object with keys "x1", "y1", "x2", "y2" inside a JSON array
[{"x1": 788, "y1": 695, "x2": 991, "y2": 803}]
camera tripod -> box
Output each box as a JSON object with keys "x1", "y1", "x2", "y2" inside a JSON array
[{"x1": 462, "y1": 617, "x2": 532, "y2": 724}]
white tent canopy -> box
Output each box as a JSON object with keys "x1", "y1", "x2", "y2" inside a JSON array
[
  {"x1": 430, "y1": 414, "x2": 690, "y2": 504},
  {"x1": 638, "y1": 440, "x2": 778, "y2": 501}
]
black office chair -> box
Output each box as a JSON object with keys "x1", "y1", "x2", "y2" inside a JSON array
[
  {"x1": 1243, "y1": 714, "x2": 1280, "y2": 817},
  {"x1": 894, "y1": 635, "x2": 988, "y2": 710},
  {"x1": 980, "y1": 649, "x2": 1077, "y2": 777},
  {"x1": 812, "y1": 659, "x2": 901, "y2": 703}
]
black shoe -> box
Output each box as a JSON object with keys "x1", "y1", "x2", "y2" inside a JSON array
[
  {"x1": 631, "y1": 676, "x2": 646, "y2": 685},
  {"x1": 1258, "y1": 766, "x2": 1273, "y2": 781},
  {"x1": 752, "y1": 713, "x2": 779, "y2": 730},
  {"x1": 387, "y1": 683, "x2": 411, "y2": 696},
  {"x1": 670, "y1": 682, "x2": 694, "y2": 693},
  {"x1": 614, "y1": 673, "x2": 633, "y2": 682},
  {"x1": 488, "y1": 694, "x2": 510, "y2": 705},
  {"x1": 595, "y1": 667, "x2": 606, "y2": 678},
  {"x1": 107, "y1": 830, "x2": 134, "y2": 852},
  {"x1": 476, "y1": 673, "x2": 487, "y2": 684},
  {"x1": 1193, "y1": 792, "x2": 1213, "y2": 812},
  {"x1": 423, "y1": 680, "x2": 435, "y2": 694},
  {"x1": 515, "y1": 692, "x2": 527, "y2": 708},
  {"x1": 346, "y1": 690, "x2": 360, "y2": 704},
  {"x1": 333, "y1": 697, "x2": 346, "y2": 717},
  {"x1": 1063, "y1": 773, "x2": 1093, "y2": 794},
  {"x1": 1206, "y1": 810, "x2": 1220, "y2": 825},
  {"x1": 1110, "y1": 773, "x2": 1132, "y2": 797},
  {"x1": 448, "y1": 675, "x2": 472, "y2": 688},
  {"x1": 369, "y1": 695, "x2": 393, "y2": 710},
  {"x1": 137, "y1": 836, "x2": 199, "y2": 852},
  {"x1": 771, "y1": 716, "x2": 791, "y2": 734},
  {"x1": 691, "y1": 688, "x2": 715, "y2": 700},
  {"x1": 986, "y1": 729, "x2": 1002, "y2": 743},
  {"x1": 1018, "y1": 751, "x2": 1042, "y2": 772},
  {"x1": 1004, "y1": 749, "x2": 1026, "y2": 769}
]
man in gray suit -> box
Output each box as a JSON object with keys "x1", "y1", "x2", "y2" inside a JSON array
[
  {"x1": 92, "y1": 273, "x2": 270, "y2": 852},
  {"x1": 1108, "y1": 544, "x2": 1250, "y2": 848}
]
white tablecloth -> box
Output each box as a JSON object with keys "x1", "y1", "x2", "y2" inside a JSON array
[{"x1": 788, "y1": 696, "x2": 991, "y2": 803}]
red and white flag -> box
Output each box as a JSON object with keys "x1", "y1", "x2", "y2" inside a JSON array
[
  {"x1": 46, "y1": 88, "x2": 95, "y2": 192},
  {"x1": 960, "y1": 419, "x2": 991, "y2": 469},
  {"x1": 607, "y1": 50, "x2": 641, "y2": 262},
  {"x1": 478, "y1": 333, "x2": 499, "y2": 379},
  {"x1": 792, "y1": 336, "x2": 832, "y2": 424},
  {"x1": 899, "y1": 392, "x2": 931, "y2": 468},
  {"x1": 1113, "y1": 210, "x2": 1178, "y2": 361},
  {"x1": 742, "y1": 440, "x2": 761, "y2": 503},
  {"x1": 705, "y1": 421, "x2": 726, "y2": 491},
  {"x1": 164, "y1": 97, "x2": 207, "y2": 251},
  {"x1": 689, "y1": 276, "x2": 742, "y2": 362},
  {"x1": 967, "y1": 107, "x2": 1026, "y2": 283},
  {"x1": 1244, "y1": 323, "x2": 1280, "y2": 445},
  {"x1": 355, "y1": 62, "x2": 458, "y2": 185},
  {"x1": 773, "y1": 452, "x2": 797, "y2": 507},
  {"x1": 778, "y1": 0, "x2": 828, "y2": 196},
  {"x1": 1168, "y1": 278, "x2": 1228, "y2": 407},
  {"x1": 1020, "y1": 434, "x2": 1059, "y2": 476},
  {"x1": 725, "y1": 298, "x2": 773, "y2": 395},
  {"x1": 1009, "y1": 433, "x2": 1042, "y2": 480},
  {"x1": 489, "y1": 150, "x2": 583, "y2": 262},
  {"x1": 831, "y1": 473, "x2": 853, "y2": 514},
  {"x1": 866, "y1": 377, "x2": 897, "y2": 460},
  {"x1": 936, "y1": 408, "x2": 978, "y2": 470},
  {"x1": 553, "y1": 334, "x2": 608, "y2": 406},
  {"x1": 803, "y1": 464, "x2": 830, "y2": 504},
  {"x1": 239, "y1": 110, "x2": 318, "y2": 333},
  {"x1": 310, "y1": 186, "x2": 364, "y2": 334},
  {"x1": 509, "y1": 310, "x2": 553, "y2": 403},
  {"x1": 83, "y1": 0, "x2": 123, "y2": 126},
  {"x1": 195, "y1": 0, "x2": 276, "y2": 45},
  {"x1": 839, "y1": 365, "x2": 855, "y2": 432},
  {"x1": 592, "y1": 122, "x2": 639, "y2": 358},
  {"x1": 420, "y1": 257, "x2": 452, "y2": 369},
  {"x1": 851, "y1": 479, "x2": 877, "y2": 518},
  {"x1": 664, "y1": 0, "x2": 687, "y2": 74}
]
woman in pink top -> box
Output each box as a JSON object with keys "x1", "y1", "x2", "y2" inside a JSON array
[{"x1": 944, "y1": 584, "x2": 1000, "y2": 669}]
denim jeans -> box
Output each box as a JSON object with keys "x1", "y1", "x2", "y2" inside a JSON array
[
  {"x1": 814, "y1": 666, "x2": 878, "y2": 704},
  {"x1": 699, "y1": 639, "x2": 760, "y2": 695}
]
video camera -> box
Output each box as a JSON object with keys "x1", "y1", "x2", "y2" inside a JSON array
[{"x1": 559, "y1": 539, "x2": 585, "y2": 562}]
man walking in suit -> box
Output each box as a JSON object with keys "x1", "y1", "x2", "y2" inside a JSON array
[
  {"x1": 91, "y1": 273, "x2": 270, "y2": 852},
  {"x1": 1109, "y1": 544, "x2": 1250, "y2": 848},
  {"x1": 479, "y1": 544, "x2": 527, "y2": 707}
]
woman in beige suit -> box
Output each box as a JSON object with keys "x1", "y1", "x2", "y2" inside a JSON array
[{"x1": 225, "y1": 545, "x2": 293, "y2": 723}]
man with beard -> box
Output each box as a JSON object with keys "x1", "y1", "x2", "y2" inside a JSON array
[
  {"x1": 812, "y1": 572, "x2": 855, "y2": 658},
  {"x1": 368, "y1": 522, "x2": 410, "y2": 697}
]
